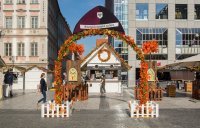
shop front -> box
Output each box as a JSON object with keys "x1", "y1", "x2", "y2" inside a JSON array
[{"x1": 81, "y1": 43, "x2": 131, "y2": 93}]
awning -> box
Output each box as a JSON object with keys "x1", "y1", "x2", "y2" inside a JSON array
[{"x1": 159, "y1": 54, "x2": 200, "y2": 71}]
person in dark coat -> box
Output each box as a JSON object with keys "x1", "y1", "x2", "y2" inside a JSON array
[
  {"x1": 37, "y1": 73, "x2": 47, "y2": 106},
  {"x1": 4, "y1": 69, "x2": 15, "y2": 97}
]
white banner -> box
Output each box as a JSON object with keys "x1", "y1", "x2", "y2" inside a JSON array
[{"x1": 80, "y1": 22, "x2": 119, "y2": 29}]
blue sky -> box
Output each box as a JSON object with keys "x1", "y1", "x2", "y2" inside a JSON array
[{"x1": 58, "y1": 0, "x2": 105, "y2": 55}]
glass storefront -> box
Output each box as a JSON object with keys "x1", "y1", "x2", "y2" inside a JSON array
[
  {"x1": 176, "y1": 28, "x2": 200, "y2": 59},
  {"x1": 136, "y1": 3, "x2": 148, "y2": 20},
  {"x1": 156, "y1": 4, "x2": 168, "y2": 19},
  {"x1": 136, "y1": 28, "x2": 168, "y2": 60},
  {"x1": 113, "y1": 0, "x2": 129, "y2": 86},
  {"x1": 175, "y1": 4, "x2": 187, "y2": 19}
]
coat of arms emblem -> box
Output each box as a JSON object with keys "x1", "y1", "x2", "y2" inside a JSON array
[{"x1": 97, "y1": 12, "x2": 103, "y2": 19}]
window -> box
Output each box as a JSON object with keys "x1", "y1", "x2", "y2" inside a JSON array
[
  {"x1": 17, "y1": 43, "x2": 24, "y2": 56},
  {"x1": 175, "y1": 4, "x2": 187, "y2": 19},
  {"x1": 156, "y1": 4, "x2": 168, "y2": 19},
  {"x1": 31, "y1": 42, "x2": 38, "y2": 56},
  {"x1": 176, "y1": 28, "x2": 200, "y2": 59},
  {"x1": 5, "y1": 16, "x2": 12, "y2": 28},
  {"x1": 136, "y1": 28, "x2": 168, "y2": 60},
  {"x1": 4, "y1": 43, "x2": 12, "y2": 56},
  {"x1": 31, "y1": 16, "x2": 38, "y2": 28},
  {"x1": 195, "y1": 4, "x2": 200, "y2": 20},
  {"x1": 17, "y1": 0, "x2": 25, "y2": 4},
  {"x1": 31, "y1": 0, "x2": 38, "y2": 4},
  {"x1": 17, "y1": 16, "x2": 25, "y2": 28},
  {"x1": 136, "y1": 3, "x2": 148, "y2": 20},
  {"x1": 5, "y1": 0, "x2": 12, "y2": 4}
]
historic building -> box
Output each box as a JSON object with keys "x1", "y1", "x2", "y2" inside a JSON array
[
  {"x1": 0, "y1": 0, "x2": 71, "y2": 89},
  {"x1": 106, "y1": 0, "x2": 200, "y2": 87}
]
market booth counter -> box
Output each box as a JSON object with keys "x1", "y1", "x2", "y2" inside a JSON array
[
  {"x1": 81, "y1": 43, "x2": 131, "y2": 94},
  {"x1": 87, "y1": 69, "x2": 122, "y2": 93},
  {"x1": 185, "y1": 82, "x2": 193, "y2": 92},
  {"x1": 166, "y1": 84, "x2": 176, "y2": 97}
]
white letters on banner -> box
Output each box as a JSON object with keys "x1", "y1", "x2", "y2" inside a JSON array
[{"x1": 80, "y1": 22, "x2": 119, "y2": 29}]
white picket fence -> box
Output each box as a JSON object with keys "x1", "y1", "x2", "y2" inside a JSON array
[
  {"x1": 129, "y1": 100, "x2": 159, "y2": 118},
  {"x1": 41, "y1": 101, "x2": 72, "y2": 118}
]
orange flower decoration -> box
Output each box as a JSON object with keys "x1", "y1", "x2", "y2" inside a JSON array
[
  {"x1": 76, "y1": 44, "x2": 84, "y2": 55},
  {"x1": 142, "y1": 40, "x2": 158, "y2": 54},
  {"x1": 54, "y1": 29, "x2": 149, "y2": 105}
]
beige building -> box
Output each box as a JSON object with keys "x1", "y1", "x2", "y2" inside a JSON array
[
  {"x1": 106, "y1": 0, "x2": 200, "y2": 86},
  {"x1": 0, "y1": 0, "x2": 71, "y2": 89}
]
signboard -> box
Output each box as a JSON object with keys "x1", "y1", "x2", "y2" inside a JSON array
[
  {"x1": 147, "y1": 68, "x2": 155, "y2": 81},
  {"x1": 80, "y1": 22, "x2": 119, "y2": 29},
  {"x1": 68, "y1": 68, "x2": 78, "y2": 82}
]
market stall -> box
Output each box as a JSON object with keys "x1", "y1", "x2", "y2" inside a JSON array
[{"x1": 81, "y1": 43, "x2": 131, "y2": 93}]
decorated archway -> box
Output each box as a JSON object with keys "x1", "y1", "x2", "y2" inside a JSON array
[{"x1": 54, "y1": 28, "x2": 149, "y2": 105}]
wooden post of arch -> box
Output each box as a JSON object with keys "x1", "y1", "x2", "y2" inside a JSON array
[{"x1": 54, "y1": 29, "x2": 149, "y2": 105}]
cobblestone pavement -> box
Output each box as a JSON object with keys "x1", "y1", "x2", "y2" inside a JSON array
[{"x1": 0, "y1": 89, "x2": 200, "y2": 128}]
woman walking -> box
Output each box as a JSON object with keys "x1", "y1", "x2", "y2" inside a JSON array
[{"x1": 37, "y1": 73, "x2": 47, "y2": 107}]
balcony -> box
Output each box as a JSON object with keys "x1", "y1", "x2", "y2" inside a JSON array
[
  {"x1": 3, "y1": 4, "x2": 14, "y2": 11},
  {"x1": 16, "y1": 4, "x2": 26, "y2": 10},
  {"x1": 30, "y1": 4, "x2": 40, "y2": 11},
  {"x1": 176, "y1": 46, "x2": 200, "y2": 54}
]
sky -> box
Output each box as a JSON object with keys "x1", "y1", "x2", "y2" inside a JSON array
[{"x1": 58, "y1": 0, "x2": 105, "y2": 56}]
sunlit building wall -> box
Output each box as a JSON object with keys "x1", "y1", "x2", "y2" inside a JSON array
[{"x1": 106, "y1": 0, "x2": 200, "y2": 87}]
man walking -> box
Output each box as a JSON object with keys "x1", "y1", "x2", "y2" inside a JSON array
[{"x1": 100, "y1": 75, "x2": 106, "y2": 94}]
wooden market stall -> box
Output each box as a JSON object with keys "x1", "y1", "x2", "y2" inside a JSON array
[{"x1": 80, "y1": 43, "x2": 131, "y2": 94}]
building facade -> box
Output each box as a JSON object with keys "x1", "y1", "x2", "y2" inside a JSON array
[
  {"x1": 106, "y1": 0, "x2": 200, "y2": 87},
  {"x1": 0, "y1": 0, "x2": 71, "y2": 89}
]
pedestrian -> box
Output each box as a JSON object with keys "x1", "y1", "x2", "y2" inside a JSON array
[
  {"x1": 63, "y1": 73, "x2": 67, "y2": 85},
  {"x1": 4, "y1": 69, "x2": 15, "y2": 98},
  {"x1": 37, "y1": 73, "x2": 47, "y2": 107},
  {"x1": 100, "y1": 75, "x2": 106, "y2": 94}
]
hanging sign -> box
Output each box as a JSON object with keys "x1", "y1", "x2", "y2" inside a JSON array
[{"x1": 68, "y1": 68, "x2": 78, "y2": 81}]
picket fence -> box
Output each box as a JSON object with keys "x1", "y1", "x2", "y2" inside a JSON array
[
  {"x1": 41, "y1": 101, "x2": 72, "y2": 118},
  {"x1": 129, "y1": 100, "x2": 159, "y2": 118}
]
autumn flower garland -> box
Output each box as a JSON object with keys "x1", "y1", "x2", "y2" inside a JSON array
[
  {"x1": 54, "y1": 29, "x2": 148, "y2": 105},
  {"x1": 98, "y1": 49, "x2": 111, "y2": 62}
]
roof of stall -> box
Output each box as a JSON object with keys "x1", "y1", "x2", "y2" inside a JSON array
[{"x1": 81, "y1": 42, "x2": 131, "y2": 71}]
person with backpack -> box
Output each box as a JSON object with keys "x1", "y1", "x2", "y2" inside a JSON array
[
  {"x1": 4, "y1": 69, "x2": 15, "y2": 98},
  {"x1": 37, "y1": 73, "x2": 47, "y2": 107}
]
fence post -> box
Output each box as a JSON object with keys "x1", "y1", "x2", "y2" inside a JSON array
[
  {"x1": 47, "y1": 104, "x2": 49, "y2": 117},
  {"x1": 146, "y1": 102, "x2": 149, "y2": 117},
  {"x1": 62, "y1": 104, "x2": 64, "y2": 118},
  {"x1": 56, "y1": 104, "x2": 59, "y2": 117},
  {"x1": 67, "y1": 101, "x2": 69, "y2": 117},
  {"x1": 41, "y1": 104, "x2": 44, "y2": 118},
  {"x1": 141, "y1": 104, "x2": 144, "y2": 117},
  {"x1": 156, "y1": 104, "x2": 159, "y2": 117}
]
